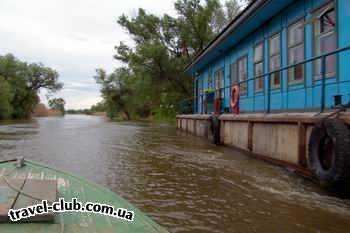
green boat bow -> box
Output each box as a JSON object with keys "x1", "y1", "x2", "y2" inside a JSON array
[{"x1": 0, "y1": 159, "x2": 168, "y2": 233}]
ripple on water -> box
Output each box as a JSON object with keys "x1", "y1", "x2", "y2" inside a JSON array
[{"x1": 1, "y1": 116, "x2": 350, "y2": 233}]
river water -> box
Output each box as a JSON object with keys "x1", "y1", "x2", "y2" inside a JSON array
[{"x1": 0, "y1": 115, "x2": 349, "y2": 233}]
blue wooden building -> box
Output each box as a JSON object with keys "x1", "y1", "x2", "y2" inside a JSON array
[{"x1": 185, "y1": 0, "x2": 350, "y2": 114}]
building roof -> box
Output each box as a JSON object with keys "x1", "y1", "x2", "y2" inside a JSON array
[{"x1": 184, "y1": 0, "x2": 294, "y2": 75}]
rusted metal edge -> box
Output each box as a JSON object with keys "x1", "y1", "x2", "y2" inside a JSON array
[
  {"x1": 176, "y1": 114, "x2": 211, "y2": 120},
  {"x1": 177, "y1": 112, "x2": 350, "y2": 125}
]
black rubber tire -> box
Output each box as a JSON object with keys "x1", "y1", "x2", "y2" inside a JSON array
[
  {"x1": 210, "y1": 115, "x2": 221, "y2": 145},
  {"x1": 308, "y1": 119, "x2": 350, "y2": 194}
]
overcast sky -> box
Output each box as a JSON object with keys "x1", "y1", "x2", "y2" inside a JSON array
[
  {"x1": 0, "y1": 0, "x2": 178, "y2": 109},
  {"x1": 0, "y1": 0, "x2": 246, "y2": 109}
]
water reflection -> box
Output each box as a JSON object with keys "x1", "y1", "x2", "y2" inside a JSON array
[{"x1": 1, "y1": 115, "x2": 350, "y2": 233}]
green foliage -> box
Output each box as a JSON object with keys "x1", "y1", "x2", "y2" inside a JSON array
[
  {"x1": 204, "y1": 88, "x2": 215, "y2": 94},
  {"x1": 94, "y1": 68, "x2": 134, "y2": 120},
  {"x1": 0, "y1": 76, "x2": 13, "y2": 119},
  {"x1": 0, "y1": 54, "x2": 63, "y2": 119},
  {"x1": 96, "y1": 0, "x2": 243, "y2": 120},
  {"x1": 90, "y1": 102, "x2": 106, "y2": 113},
  {"x1": 48, "y1": 98, "x2": 66, "y2": 115},
  {"x1": 66, "y1": 109, "x2": 92, "y2": 115}
]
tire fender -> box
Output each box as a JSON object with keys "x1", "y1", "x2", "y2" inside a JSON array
[{"x1": 308, "y1": 119, "x2": 350, "y2": 194}]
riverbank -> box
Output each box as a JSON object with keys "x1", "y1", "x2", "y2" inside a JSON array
[{"x1": 32, "y1": 103, "x2": 63, "y2": 117}]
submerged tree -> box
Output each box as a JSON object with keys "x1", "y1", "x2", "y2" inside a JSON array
[
  {"x1": 94, "y1": 68, "x2": 134, "y2": 120},
  {"x1": 48, "y1": 98, "x2": 66, "y2": 115},
  {"x1": 0, "y1": 54, "x2": 63, "y2": 119}
]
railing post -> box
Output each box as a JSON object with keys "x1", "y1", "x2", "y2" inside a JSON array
[
  {"x1": 267, "y1": 74, "x2": 271, "y2": 114},
  {"x1": 201, "y1": 94, "x2": 204, "y2": 114},
  {"x1": 320, "y1": 56, "x2": 326, "y2": 113}
]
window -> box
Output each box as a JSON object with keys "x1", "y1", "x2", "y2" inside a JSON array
[
  {"x1": 237, "y1": 56, "x2": 248, "y2": 95},
  {"x1": 288, "y1": 20, "x2": 305, "y2": 84},
  {"x1": 269, "y1": 33, "x2": 281, "y2": 88},
  {"x1": 313, "y1": 3, "x2": 337, "y2": 79},
  {"x1": 254, "y1": 43, "x2": 264, "y2": 92},
  {"x1": 214, "y1": 69, "x2": 224, "y2": 98},
  {"x1": 208, "y1": 70, "x2": 213, "y2": 88},
  {"x1": 230, "y1": 62, "x2": 237, "y2": 85}
]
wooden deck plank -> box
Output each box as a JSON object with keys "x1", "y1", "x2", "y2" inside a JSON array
[{"x1": 13, "y1": 179, "x2": 57, "y2": 222}]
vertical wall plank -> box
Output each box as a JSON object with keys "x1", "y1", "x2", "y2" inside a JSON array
[
  {"x1": 248, "y1": 121, "x2": 253, "y2": 151},
  {"x1": 298, "y1": 122, "x2": 307, "y2": 167}
]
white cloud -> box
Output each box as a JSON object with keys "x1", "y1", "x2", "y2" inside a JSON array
[
  {"x1": 0, "y1": 0, "x2": 241, "y2": 109},
  {"x1": 0, "y1": 0, "x2": 176, "y2": 109}
]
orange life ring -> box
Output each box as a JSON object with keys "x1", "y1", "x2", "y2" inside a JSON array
[{"x1": 231, "y1": 85, "x2": 240, "y2": 109}]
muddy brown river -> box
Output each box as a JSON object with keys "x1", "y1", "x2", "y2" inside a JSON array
[{"x1": 0, "y1": 115, "x2": 350, "y2": 233}]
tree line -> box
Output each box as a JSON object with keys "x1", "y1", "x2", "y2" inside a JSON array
[
  {"x1": 0, "y1": 54, "x2": 63, "y2": 119},
  {"x1": 95, "y1": 0, "x2": 248, "y2": 120},
  {"x1": 66, "y1": 102, "x2": 105, "y2": 115}
]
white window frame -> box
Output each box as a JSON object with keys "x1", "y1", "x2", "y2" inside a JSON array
[
  {"x1": 313, "y1": 2, "x2": 337, "y2": 80},
  {"x1": 287, "y1": 19, "x2": 305, "y2": 84},
  {"x1": 269, "y1": 33, "x2": 281, "y2": 89},
  {"x1": 214, "y1": 68, "x2": 224, "y2": 99},
  {"x1": 237, "y1": 56, "x2": 248, "y2": 95},
  {"x1": 254, "y1": 42, "x2": 264, "y2": 92},
  {"x1": 230, "y1": 62, "x2": 237, "y2": 85}
]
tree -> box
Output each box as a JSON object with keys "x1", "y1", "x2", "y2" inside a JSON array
[
  {"x1": 0, "y1": 76, "x2": 13, "y2": 119},
  {"x1": 0, "y1": 54, "x2": 63, "y2": 119},
  {"x1": 48, "y1": 98, "x2": 66, "y2": 115},
  {"x1": 94, "y1": 68, "x2": 134, "y2": 120},
  {"x1": 90, "y1": 101, "x2": 106, "y2": 113},
  {"x1": 96, "y1": 0, "x2": 244, "y2": 120}
]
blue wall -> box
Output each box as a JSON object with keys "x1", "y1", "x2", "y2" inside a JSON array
[{"x1": 194, "y1": 0, "x2": 350, "y2": 113}]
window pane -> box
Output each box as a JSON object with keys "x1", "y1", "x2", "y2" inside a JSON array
[
  {"x1": 255, "y1": 77, "x2": 263, "y2": 90},
  {"x1": 238, "y1": 60, "x2": 243, "y2": 73},
  {"x1": 208, "y1": 75, "x2": 211, "y2": 88},
  {"x1": 254, "y1": 43, "x2": 263, "y2": 63},
  {"x1": 315, "y1": 56, "x2": 337, "y2": 77},
  {"x1": 220, "y1": 70, "x2": 224, "y2": 88},
  {"x1": 230, "y1": 63, "x2": 237, "y2": 84},
  {"x1": 288, "y1": 21, "x2": 304, "y2": 46},
  {"x1": 320, "y1": 33, "x2": 336, "y2": 53},
  {"x1": 238, "y1": 57, "x2": 247, "y2": 95},
  {"x1": 238, "y1": 57, "x2": 247, "y2": 81},
  {"x1": 271, "y1": 71, "x2": 281, "y2": 87},
  {"x1": 270, "y1": 55, "x2": 280, "y2": 71},
  {"x1": 314, "y1": 58, "x2": 322, "y2": 77},
  {"x1": 295, "y1": 65, "x2": 304, "y2": 80},
  {"x1": 314, "y1": 9, "x2": 337, "y2": 79},
  {"x1": 326, "y1": 55, "x2": 336, "y2": 75},
  {"x1": 289, "y1": 64, "x2": 304, "y2": 82},
  {"x1": 254, "y1": 62, "x2": 263, "y2": 77},
  {"x1": 214, "y1": 69, "x2": 224, "y2": 90},
  {"x1": 254, "y1": 62, "x2": 264, "y2": 91},
  {"x1": 270, "y1": 34, "x2": 280, "y2": 55},
  {"x1": 321, "y1": 10, "x2": 336, "y2": 33},
  {"x1": 289, "y1": 45, "x2": 304, "y2": 64}
]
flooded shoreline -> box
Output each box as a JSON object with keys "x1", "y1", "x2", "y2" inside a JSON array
[{"x1": 1, "y1": 115, "x2": 350, "y2": 233}]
